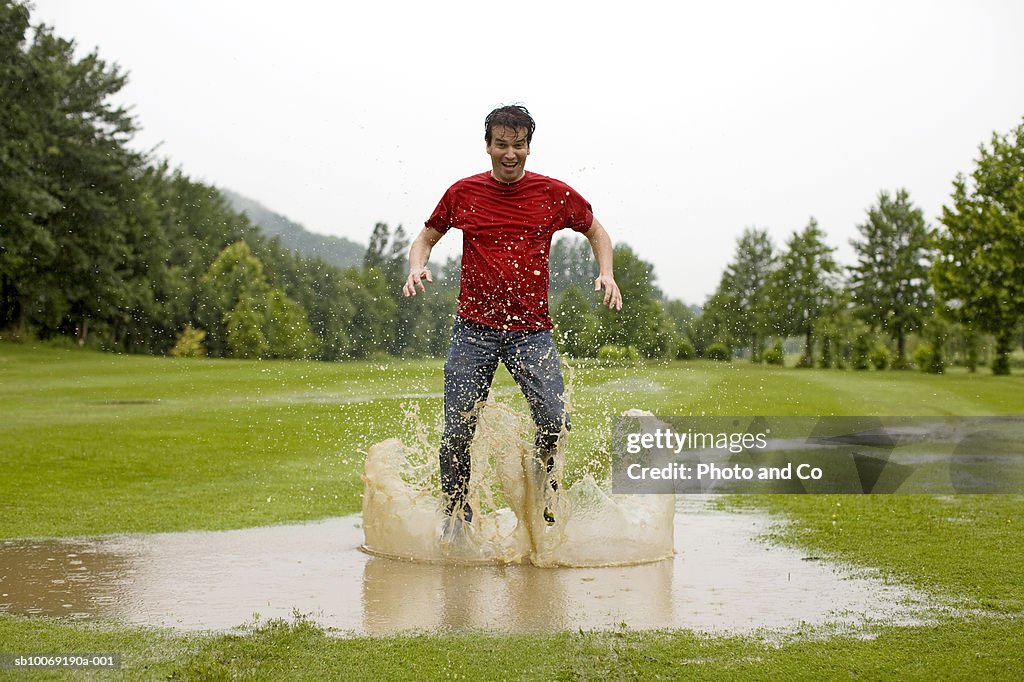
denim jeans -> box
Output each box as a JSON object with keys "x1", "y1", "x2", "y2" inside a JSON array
[{"x1": 440, "y1": 318, "x2": 569, "y2": 518}]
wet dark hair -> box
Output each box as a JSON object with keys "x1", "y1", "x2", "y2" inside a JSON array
[{"x1": 484, "y1": 104, "x2": 535, "y2": 146}]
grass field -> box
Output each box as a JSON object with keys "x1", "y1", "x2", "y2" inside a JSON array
[{"x1": 1, "y1": 342, "x2": 1023, "y2": 679}]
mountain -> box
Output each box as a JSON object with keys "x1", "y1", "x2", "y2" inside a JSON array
[{"x1": 221, "y1": 188, "x2": 364, "y2": 269}]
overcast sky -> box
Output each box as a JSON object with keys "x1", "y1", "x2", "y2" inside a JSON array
[{"x1": 28, "y1": 0, "x2": 1024, "y2": 304}]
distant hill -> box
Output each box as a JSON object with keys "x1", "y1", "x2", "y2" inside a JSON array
[{"x1": 221, "y1": 188, "x2": 364, "y2": 269}]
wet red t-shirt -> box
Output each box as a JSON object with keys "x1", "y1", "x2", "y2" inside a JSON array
[{"x1": 426, "y1": 171, "x2": 594, "y2": 331}]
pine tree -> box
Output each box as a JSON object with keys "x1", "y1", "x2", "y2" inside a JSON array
[
  {"x1": 849, "y1": 189, "x2": 933, "y2": 368},
  {"x1": 769, "y1": 218, "x2": 840, "y2": 366}
]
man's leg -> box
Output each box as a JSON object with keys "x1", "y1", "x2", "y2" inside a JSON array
[
  {"x1": 440, "y1": 319, "x2": 499, "y2": 521},
  {"x1": 502, "y1": 329, "x2": 569, "y2": 513}
]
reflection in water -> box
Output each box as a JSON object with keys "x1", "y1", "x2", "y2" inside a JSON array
[
  {"x1": 0, "y1": 500, "x2": 932, "y2": 635},
  {"x1": 360, "y1": 557, "x2": 672, "y2": 634}
]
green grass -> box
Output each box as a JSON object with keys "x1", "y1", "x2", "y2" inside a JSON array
[
  {"x1": 1, "y1": 344, "x2": 440, "y2": 536},
  {"x1": 733, "y1": 495, "x2": 1024, "y2": 613},
  {"x1": 1, "y1": 342, "x2": 1022, "y2": 679},
  {"x1": 2, "y1": 613, "x2": 1022, "y2": 680}
]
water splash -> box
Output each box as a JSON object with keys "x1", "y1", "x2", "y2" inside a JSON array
[{"x1": 361, "y1": 404, "x2": 674, "y2": 567}]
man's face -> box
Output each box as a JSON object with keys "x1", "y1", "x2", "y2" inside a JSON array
[{"x1": 486, "y1": 125, "x2": 530, "y2": 183}]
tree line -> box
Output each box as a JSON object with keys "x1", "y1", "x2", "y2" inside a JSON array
[
  {"x1": 686, "y1": 125, "x2": 1024, "y2": 375},
  {"x1": 2, "y1": 1, "x2": 1022, "y2": 373},
  {"x1": 0, "y1": 0, "x2": 695, "y2": 363},
  {"x1": 549, "y1": 119, "x2": 1024, "y2": 376},
  {"x1": 0, "y1": 2, "x2": 453, "y2": 360}
]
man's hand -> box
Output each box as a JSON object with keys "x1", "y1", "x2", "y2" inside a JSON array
[
  {"x1": 403, "y1": 267, "x2": 433, "y2": 297},
  {"x1": 584, "y1": 218, "x2": 623, "y2": 311},
  {"x1": 594, "y1": 274, "x2": 622, "y2": 310},
  {"x1": 403, "y1": 227, "x2": 444, "y2": 297}
]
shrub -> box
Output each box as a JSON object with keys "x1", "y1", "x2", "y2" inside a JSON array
[
  {"x1": 851, "y1": 334, "x2": 872, "y2": 370},
  {"x1": 891, "y1": 353, "x2": 912, "y2": 370},
  {"x1": 705, "y1": 342, "x2": 731, "y2": 362},
  {"x1": 869, "y1": 342, "x2": 893, "y2": 370},
  {"x1": 596, "y1": 344, "x2": 640, "y2": 362},
  {"x1": 675, "y1": 338, "x2": 696, "y2": 360},
  {"x1": 912, "y1": 342, "x2": 931, "y2": 370},
  {"x1": 43, "y1": 334, "x2": 78, "y2": 350},
  {"x1": 913, "y1": 342, "x2": 945, "y2": 374},
  {"x1": 170, "y1": 325, "x2": 207, "y2": 358},
  {"x1": 763, "y1": 341, "x2": 785, "y2": 366},
  {"x1": 0, "y1": 327, "x2": 33, "y2": 343}
]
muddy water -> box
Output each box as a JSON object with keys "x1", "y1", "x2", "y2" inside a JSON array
[{"x1": 0, "y1": 498, "x2": 930, "y2": 635}]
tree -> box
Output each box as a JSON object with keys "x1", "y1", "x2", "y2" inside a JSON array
[
  {"x1": 549, "y1": 235, "x2": 595, "y2": 295},
  {"x1": 348, "y1": 267, "x2": 398, "y2": 359},
  {"x1": 225, "y1": 294, "x2": 269, "y2": 359},
  {"x1": 692, "y1": 290, "x2": 733, "y2": 357},
  {"x1": 201, "y1": 241, "x2": 316, "y2": 359},
  {"x1": 710, "y1": 228, "x2": 776, "y2": 361},
  {"x1": 553, "y1": 284, "x2": 599, "y2": 358},
  {"x1": 849, "y1": 189, "x2": 933, "y2": 368},
  {"x1": 265, "y1": 288, "x2": 318, "y2": 359},
  {"x1": 0, "y1": 2, "x2": 61, "y2": 334},
  {"x1": 594, "y1": 245, "x2": 675, "y2": 357},
  {"x1": 301, "y1": 259, "x2": 357, "y2": 361},
  {"x1": 769, "y1": 218, "x2": 840, "y2": 366},
  {"x1": 364, "y1": 221, "x2": 408, "y2": 284},
  {"x1": 663, "y1": 299, "x2": 697, "y2": 357},
  {"x1": 364, "y1": 222, "x2": 430, "y2": 356},
  {"x1": 932, "y1": 118, "x2": 1024, "y2": 375},
  {"x1": 0, "y1": 6, "x2": 146, "y2": 345},
  {"x1": 202, "y1": 242, "x2": 269, "y2": 357},
  {"x1": 34, "y1": 28, "x2": 144, "y2": 347},
  {"x1": 813, "y1": 289, "x2": 856, "y2": 369}
]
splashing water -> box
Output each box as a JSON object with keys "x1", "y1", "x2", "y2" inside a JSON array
[{"x1": 361, "y1": 404, "x2": 674, "y2": 567}]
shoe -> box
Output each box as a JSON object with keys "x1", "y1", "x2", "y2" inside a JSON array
[
  {"x1": 440, "y1": 500, "x2": 473, "y2": 543},
  {"x1": 441, "y1": 514, "x2": 465, "y2": 542},
  {"x1": 440, "y1": 511, "x2": 479, "y2": 559},
  {"x1": 542, "y1": 479, "x2": 559, "y2": 526}
]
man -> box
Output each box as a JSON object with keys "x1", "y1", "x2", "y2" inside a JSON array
[{"x1": 403, "y1": 104, "x2": 622, "y2": 533}]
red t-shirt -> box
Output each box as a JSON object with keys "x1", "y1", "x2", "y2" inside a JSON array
[{"x1": 426, "y1": 171, "x2": 594, "y2": 331}]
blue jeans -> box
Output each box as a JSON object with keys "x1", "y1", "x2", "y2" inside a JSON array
[{"x1": 440, "y1": 318, "x2": 569, "y2": 518}]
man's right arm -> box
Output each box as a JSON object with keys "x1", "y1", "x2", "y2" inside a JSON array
[{"x1": 403, "y1": 227, "x2": 445, "y2": 297}]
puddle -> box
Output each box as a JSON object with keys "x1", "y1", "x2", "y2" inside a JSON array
[{"x1": 0, "y1": 498, "x2": 932, "y2": 635}]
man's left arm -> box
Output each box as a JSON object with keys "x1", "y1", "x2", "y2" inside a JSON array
[{"x1": 584, "y1": 217, "x2": 623, "y2": 310}]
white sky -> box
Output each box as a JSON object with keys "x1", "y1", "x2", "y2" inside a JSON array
[{"x1": 27, "y1": 0, "x2": 1024, "y2": 304}]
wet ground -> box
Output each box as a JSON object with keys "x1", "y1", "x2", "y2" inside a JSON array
[{"x1": 0, "y1": 498, "x2": 932, "y2": 635}]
